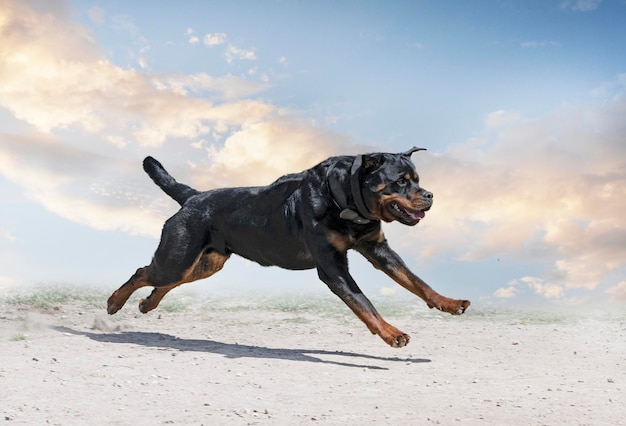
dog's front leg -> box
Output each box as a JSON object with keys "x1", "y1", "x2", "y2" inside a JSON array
[
  {"x1": 312, "y1": 245, "x2": 410, "y2": 347},
  {"x1": 356, "y1": 239, "x2": 470, "y2": 315}
]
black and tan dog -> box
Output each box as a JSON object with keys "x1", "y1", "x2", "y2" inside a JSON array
[{"x1": 107, "y1": 147, "x2": 470, "y2": 347}]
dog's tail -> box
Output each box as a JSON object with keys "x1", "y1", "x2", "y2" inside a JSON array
[{"x1": 143, "y1": 156, "x2": 200, "y2": 206}]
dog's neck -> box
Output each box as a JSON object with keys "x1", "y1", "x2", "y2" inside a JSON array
[{"x1": 327, "y1": 156, "x2": 377, "y2": 225}]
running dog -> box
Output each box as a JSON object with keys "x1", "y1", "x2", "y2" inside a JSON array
[{"x1": 107, "y1": 148, "x2": 470, "y2": 347}]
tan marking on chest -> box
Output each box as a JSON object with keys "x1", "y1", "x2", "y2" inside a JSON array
[{"x1": 327, "y1": 232, "x2": 355, "y2": 252}]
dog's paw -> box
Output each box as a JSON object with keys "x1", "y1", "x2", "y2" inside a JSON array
[
  {"x1": 456, "y1": 299, "x2": 471, "y2": 314},
  {"x1": 427, "y1": 298, "x2": 471, "y2": 315},
  {"x1": 391, "y1": 333, "x2": 411, "y2": 348},
  {"x1": 138, "y1": 298, "x2": 152, "y2": 314},
  {"x1": 107, "y1": 293, "x2": 122, "y2": 315},
  {"x1": 380, "y1": 323, "x2": 411, "y2": 348}
]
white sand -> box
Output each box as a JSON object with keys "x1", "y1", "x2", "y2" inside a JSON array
[{"x1": 1, "y1": 289, "x2": 624, "y2": 425}]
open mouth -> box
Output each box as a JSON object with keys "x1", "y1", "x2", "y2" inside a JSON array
[{"x1": 388, "y1": 202, "x2": 426, "y2": 224}]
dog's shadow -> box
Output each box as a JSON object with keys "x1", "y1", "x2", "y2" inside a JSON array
[{"x1": 54, "y1": 326, "x2": 430, "y2": 370}]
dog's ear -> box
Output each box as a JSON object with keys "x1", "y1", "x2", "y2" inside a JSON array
[
  {"x1": 362, "y1": 153, "x2": 385, "y2": 171},
  {"x1": 401, "y1": 147, "x2": 427, "y2": 157}
]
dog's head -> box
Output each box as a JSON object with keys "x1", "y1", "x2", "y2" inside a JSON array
[{"x1": 360, "y1": 147, "x2": 432, "y2": 226}]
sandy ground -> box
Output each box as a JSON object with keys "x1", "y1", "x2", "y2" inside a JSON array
[{"x1": 1, "y1": 288, "x2": 624, "y2": 425}]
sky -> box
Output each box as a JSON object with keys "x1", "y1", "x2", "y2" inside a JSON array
[{"x1": 1, "y1": 0, "x2": 625, "y2": 308}]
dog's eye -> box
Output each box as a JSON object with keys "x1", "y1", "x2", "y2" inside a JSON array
[{"x1": 396, "y1": 178, "x2": 407, "y2": 187}]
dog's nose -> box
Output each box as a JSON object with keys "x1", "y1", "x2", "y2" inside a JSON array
[{"x1": 422, "y1": 190, "x2": 433, "y2": 200}]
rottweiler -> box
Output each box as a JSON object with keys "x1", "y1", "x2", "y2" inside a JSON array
[{"x1": 107, "y1": 147, "x2": 470, "y2": 347}]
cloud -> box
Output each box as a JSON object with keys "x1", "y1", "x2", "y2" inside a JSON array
[
  {"x1": 606, "y1": 281, "x2": 626, "y2": 302},
  {"x1": 195, "y1": 119, "x2": 353, "y2": 188},
  {"x1": 225, "y1": 44, "x2": 257, "y2": 63},
  {"x1": 495, "y1": 277, "x2": 564, "y2": 300},
  {"x1": 520, "y1": 40, "x2": 561, "y2": 48},
  {"x1": 203, "y1": 32, "x2": 227, "y2": 46},
  {"x1": 0, "y1": 228, "x2": 17, "y2": 242},
  {"x1": 521, "y1": 277, "x2": 564, "y2": 299},
  {"x1": 401, "y1": 83, "x2": 626, "y2": 299},
  {"x1": 153, "y1": 73, "x2": 270, "y2": 100},
  {"x1": 590, "y1": 72, "x2": 626, "y2": 100},
  {"x1": 0, "y1": 2, "x2": 274, "y2": 147},
  {"x1": 0, "y1": 275, "x2": 17, "y2": 288},
  {"x1": 0, "y1": 133, "x2": 167, "y2": 237},
  {"x1": 379, "y1": 287, "x2": 398, "y2": 296},
  {"x1": 186, "y1": 28, "x2": 198, "y2": 44},
  {"x1": 408, "y1": 42, "x2": 426, "y2": 50},
  {"x1": 0, "y1": 0, "x2": 358, "y2": 238},
  {"x1": 88, "y1": 6, "x2": 105, "y2": 25},
  {"x1": 196, "y1": 31, "x2": 256, "y2": 64},
  {"x1": 109, "y1": 13, "x2": 140, "y2": 37},
  {"x1": 494, "y1": 286, "x2": 517, "y2": 299},
  {"x1": 560, "y1": 0, "x2": 602, "y2": 12},
  {"x1": 484, "y1": 109, "x2": 525, "y2": 130},
  {"x1": 199, "y1": 33, "x2": 256, "y2": 64}
]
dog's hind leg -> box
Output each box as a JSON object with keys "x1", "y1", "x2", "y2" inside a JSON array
[
  {"x1": 107, "y1": 266, "x2": 152, "y2": 314},
  {"x1": 138, "y1": 250, "x2": 229, "y2": 313},
  {"x1": 108, "y1": 209, "x2": 230, "y2": 314}
]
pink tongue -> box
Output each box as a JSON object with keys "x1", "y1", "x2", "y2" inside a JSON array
[{"x1": 409, "y1": 210, "x2": 426, "y2": 220}]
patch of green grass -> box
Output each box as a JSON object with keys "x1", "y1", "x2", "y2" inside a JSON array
[
  {"x1": 7, "y1": 290, "x2": 70, "y2": 309},
  {"x1": 10, "y1": 333, "x2": 27, "y2": 341},
  {"x1": 160, "y1": 300, "x2": 189, "y2": 313},
  {"x1": 2, "y1": 285, "x2": 107, "y2": 310},
  {"x1": 262, "y1": 296, "x2": 350, "y2": 319},
  {"x1": 196, "y1": 294, "x2": 420, "y2": 320},
  {"x1": 265, "y1": 299, "x2": 317, "y2": 313},
  {"x1": 282, "y1": 316, "x2": 313, "y2": 324},
  {"x1": 462, "y1": 307, "x2": 589, "y2": 325},
  {"x1": 373, "y1": 299, "x2": 419, "y2": 317}
]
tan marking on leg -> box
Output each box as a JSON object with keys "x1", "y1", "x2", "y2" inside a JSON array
[
  {"x1": 391, "y1": 265, "x2": 470, "y2": 315},
  {"x1": 107, "y1": 266, "x2": 151, "y2": 314},
  {"x1": 339, "y1": 295, "x2": 410, "y2": 347},
  {"x1": 139, "y1": 286, "x2": 176, "y2": 313},
  {"x1": 138, "y1": 251, "x2": 230, "y2": 314},
  {"x1": 182, "y1": 251, "x2": 229, "y2": 282}
]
